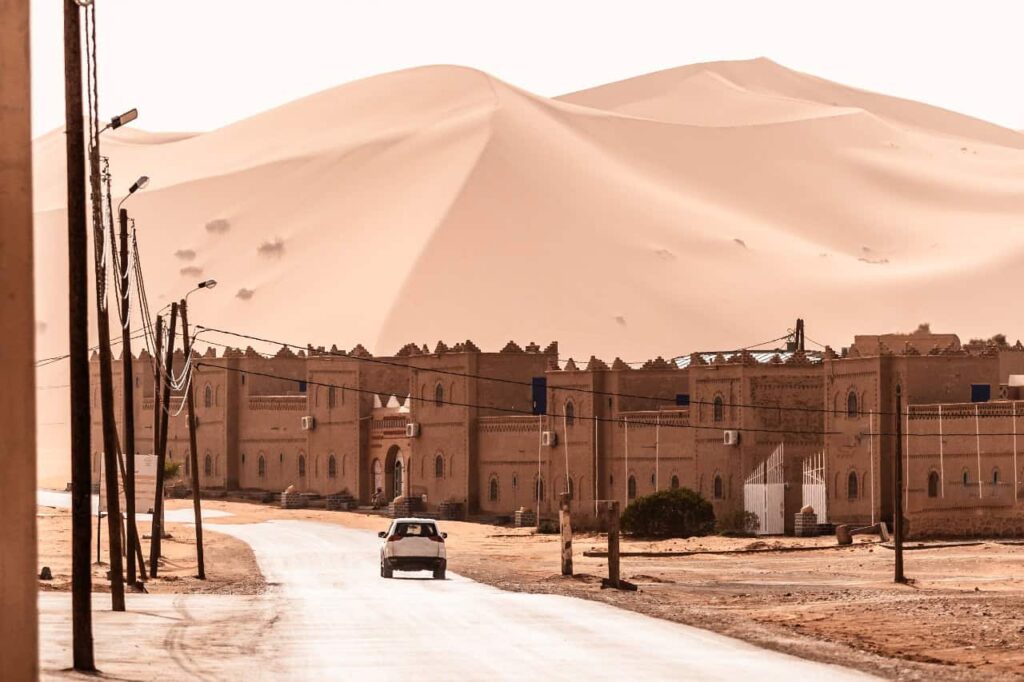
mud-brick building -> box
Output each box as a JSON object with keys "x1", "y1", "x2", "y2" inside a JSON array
[
  {"x1": 92, "y1": 326, "x2": 1024, "y2": 536},
  {"x1": 822, "y1": 330, "x2": 1024, "y2": 536}
]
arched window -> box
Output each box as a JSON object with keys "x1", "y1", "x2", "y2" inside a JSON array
[
  {"x1": 328, "y1": 386, "x2": 337, "y2": 408},
  {"x1": 434, "y1": 383, "x2": 444, "y2": 407},
  {"x1": 258, "y1": 455, "x2": 266, "y2": 478},
  {"x1": 713, "y1": 474, "x2": 724, "y2": 500},
  {"x1": 627, "y1": 475, "x2": 637, "y2": 500},
  {"x1": 328, "y1": 455, "x2": 337, "y2": 478},
  {"x1": 847, "y1": 391, "x2": 858, "y2": 418},
  {"x1": 713, "y1": 396, "x2": 724, "y2": 422},
  {"x1": 650, "y1": 473, "x2": 656, "y2": 487},
  {"x1": 534, "y1": 476, "x2": 544, "y2": 501},
  {"x1": 847, "y1": 471, "x2": 858, "y2": 500},
  {"x1": 511, "y1": 474, "x2": 518, "y2": 489},
  {"x1": 204, "y1": 454, "x2": 212, "y2": 476},
  {"x1": 489, "y1": 477, "x2": 499, "y2": 502},
  {"x1": 670, "y1": 475, "x2": 680, "y2": 490},
  {"x1": 298, "y1": 455, "x2": 306, "y2": 477},
  {"x1": 204, "y1": 384, "x2": 212, "y2": 408},
  {"x1": 962, "y1": 470, "x2": 970, "y2": 486},
  {"x1": 993, "y1": 469, "x2": 1000, "y2": 485},
  {"x1": 435, "y1": 454, "x2": 444, "y2": 478},
  {"x1": 565, "y1": 400, "x2": 575, "y2": 426},
  {"x1": 927, "y1": 471, "x2": 939, "y2": 498}
]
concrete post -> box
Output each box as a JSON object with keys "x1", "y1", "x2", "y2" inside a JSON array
[
  {"x1": 559, "y1": 492, "x2": 573, "y2": 576},
  {"x1": 0, "y1": 0, "x2": 39, "y2": 677},
  {"x1": 600, "y1": 500, "x2": 620, "y2": 589}
]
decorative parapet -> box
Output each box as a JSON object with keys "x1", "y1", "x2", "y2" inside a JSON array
[
  {"x1": 585, "y1": 356, "x2": 608, "y2": 371},
  {"x1": 478, "y1": 416, "x2": 543, "y2": 433},
  {"x1": 501, "y1": 340, "x2": 524, "y2": 353},
  {"x1": 617, "y1": 410, "x2": 689, "y2": 428},
  {"x1": 248, "y1": 395, "x2": 306, "y2": 411}
]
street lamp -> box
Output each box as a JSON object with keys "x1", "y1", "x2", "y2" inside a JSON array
[
  {"x1": 117, "y1": 175, "x2": 149, "y2": 212},
  {"x1": 158, "y1": 280, "x2": 217, "y2": 316},
  {"x1": 101, "y1": 108, "x2": 138, "y2": 134}
]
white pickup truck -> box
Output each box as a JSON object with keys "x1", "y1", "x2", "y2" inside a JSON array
[{"x1": 379, "y1": 518, "x2": 447, "y2": 579}]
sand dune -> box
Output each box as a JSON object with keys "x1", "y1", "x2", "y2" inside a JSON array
[{"x1": 31, "y1": 58, "x2": 1024, "y2": 483}]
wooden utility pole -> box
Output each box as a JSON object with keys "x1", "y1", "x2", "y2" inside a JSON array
[
  {"x1": 179, "y1": 298, "x2": 206, "y2": 579},
  {"x1": 600, "y1": 500, "x2": 620, "y2": 589},
  {"x1": 90, "y1": 173, "x2": 127, "y2": 611},
  {"x1": 63, "y1": 0, "x2": 95, "y2": 669},
  {"x1": 119, "y1": 207, "x2": 145, "y2": 583},
  {"x1": 149, "y1": 304, "x2": 177, "y2": 576},
  {"x1": 559, "y1": 492, "x2": 573, "y2": 576},
  {"x1": 893, "y1": 387, "x2": 907, "y2": 584}
]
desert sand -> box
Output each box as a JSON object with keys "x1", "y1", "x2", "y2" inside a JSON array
[
  {"x1": 31, "y1": 58, "x2": 1024, "y2": 486},
  {"x1": 36, "y1": 505, "x2": 263, "y2": 596}
]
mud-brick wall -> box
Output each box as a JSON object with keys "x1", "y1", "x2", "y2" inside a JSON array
[{"x1": 908, "y1": 508, "x2": 1024, "y2": 539}]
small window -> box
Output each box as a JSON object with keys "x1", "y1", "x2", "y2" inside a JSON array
[
  {"x1": 993, "y1": 469, "x2": 1000, "y2": 485},
  {"x1": 670, "y1": 475, "x2": 680, "y2": 490},
  {"x1": 434, "y1": 454, "x2": 444, "y2": 479},
  {"x1": 534, "y1": 476, "x2": 544, "y2": 501},
  {"x1": 241, "y1": 453, "x2": 246, "y2": 464},
  {"x1": 328, "y1": 455, "x2": 337, "y2": 478},
  {"x1": 298, "y1": 455, "x2": 306, "y2": 477},
  {"x1": 434, "y1": 383, "x2": 444, "y2": 407},
  {"x1": 568, "y1": 478, "x2": 574, "y2": 498},
  {"x1": 650, "y1": 473, "x2": 656, "y2": 487},
  {"x1": 627, "y1": 475, "x2": 637, "y2": 500},
  {"x1": 258, "y1": 455, "x2": 266, "y2": 478},
  {"x1": 962, "y1": 470, "x2": 970, "y2": 487},
  {"x1": 847, "y1": 471, "x2": 858, "y2": 500},
  {"x1": 847, "y1": 391, "x2": 858, "y2": 418},
  {"x1": 511, "y1": 474, "x2": 517, "y2": 489},
  {"x1": 204, "y1": 385, "x2": 213, "y2": 408},
  {"x1": 713, "y1": 396, "x2": 724, "y2": 422},
  {"x1": 298, "y1": 380, "x2": 307, "y2": 393},
  {"x1": 927, "y1": 471, "x2": 939, "y2": 498},
  {"x1": 565, "y1": 400, "x2": 575, "y2": 426},
  {"x1": 328, "y1": 386, "x2": 337, "y2": 408},
  {"x1": 713, "y1": 475, "x2": 724, "y2": 500},
  {"x1": 204, "y1": 454, "x2": 212, "y2": 476},
  {"x1": 489, "y1": 477, "x2": 499, "y2": 502}
]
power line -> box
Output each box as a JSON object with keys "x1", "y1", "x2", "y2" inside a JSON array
[
  {"x1": 197, "y1": 362, "x2": 839, "y2": 438},
  {"x1": 196, "y1": 324, "x2": 916, "y2": 419},
  {"x1": 194, "y1": 361, "x2": 1024, "y2": 438}
]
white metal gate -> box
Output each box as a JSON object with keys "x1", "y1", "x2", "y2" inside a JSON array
[
  {"x1": 801, "y1": 451, "x2": 827, "y2": 524},
  {"x1": 744, "y1": 443, "x2": 785, "y2": 535}
]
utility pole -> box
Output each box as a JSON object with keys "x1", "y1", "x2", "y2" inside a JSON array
[
  {"x1": 893, "y1": 386, "x2": 907, "y2": 584},
  {"x1": 63, "y1": 0, "x2": 95, "y2": 669},
  {"x1": 150, "y1": 304, "x2": 177, "y2": 576},
  {"x1": 559, "y1": 492, "x2": 573, "y2": 576},
  {"x1": 119, "y1": 207, "x2": 145, "y2": 583},
  {"x1": 600, "y1": 500, "x2": 620, "y2": 589},
  {"x1": 179, "y1": 298, "x2": 206, "y2": 579}
]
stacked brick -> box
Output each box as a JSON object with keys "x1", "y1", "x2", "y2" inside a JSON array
[{"x1": 325, "y1": 491, "x2": 356, "y2": 511}]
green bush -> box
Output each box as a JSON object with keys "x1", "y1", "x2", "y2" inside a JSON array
[
  {"x1": 716, "y1": 509, "x2": 759, "y2": 536},
  {"x1": 620, "y1": 488, "x2": 715, "y2": 538}
]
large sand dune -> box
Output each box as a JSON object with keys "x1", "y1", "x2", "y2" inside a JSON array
[{"x1": 31, "y1": 58, "x2": 1024, "y2": 482}]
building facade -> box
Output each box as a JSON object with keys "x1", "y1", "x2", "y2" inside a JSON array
[{"x1": 92, "y1": 328, "x2": 1024, "y2": 536}]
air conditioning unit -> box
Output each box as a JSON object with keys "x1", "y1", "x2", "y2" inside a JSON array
[
  {"x1": 406, "y1": 423, "x2": 421, "y2": 438},
  {"x1": 723, "y1": 429, "x2": 740, "y2": 446},
  {"x1": 542, "y1": 431, "x2": 558, "y2": 447},
  {"x1": 301, "y1": 416, "x2": 316, "y2": 431}
]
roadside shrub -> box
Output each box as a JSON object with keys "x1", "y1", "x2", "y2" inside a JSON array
[
  {"x1": 717, "y1": 509, "x2": 759, "y2": 536},
  {"x1": 620, "y1": 488, "x2": 715, "y2": 538}
]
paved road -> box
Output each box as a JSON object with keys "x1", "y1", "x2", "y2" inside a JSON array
[
  {"x1": 38, "y1": 490, "x2": 872, "y2": 681},
  {"x1": 212, "y1": 520, "x2": 872, "y2": 681}
]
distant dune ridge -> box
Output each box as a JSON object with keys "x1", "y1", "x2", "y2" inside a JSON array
[{"x1": 30, "y1": 58, "x2": 1024, "y2": 483}]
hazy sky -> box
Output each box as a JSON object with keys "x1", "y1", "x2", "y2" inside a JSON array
[{"x1": 30, "y1": 0, "x2": 1024, "y2": 135}]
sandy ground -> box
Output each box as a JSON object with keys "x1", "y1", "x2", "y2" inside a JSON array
[
  {"x1": 36, "y1": 505, "x2": 264, "y2": 596},
  {"x1": 184, "y1": 498, "x2": 1024, "y2": 680}
]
